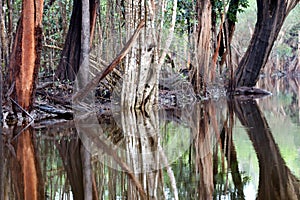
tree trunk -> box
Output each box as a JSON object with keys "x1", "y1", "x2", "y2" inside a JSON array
[
  {"x1": 79, "y1": 0, "x2": 94, "y2": 199},
  {"x1": 192, "y1": 0, "x2": 212, "y2": 96},
  {"x1": 219, "y1": 0, "x2": 240, "y2": 66},
  {"x1": 0, "y1": 0, "x2": 2, "y2": 121},
  {"x1": 234, "y1": 0, "x2": 299, "y2": 88},
  {"x1": 120, "y1": 0, "x2": 161, "y2": 110},
  {"x1": 9, "y1": 0, "x2": 44, "y2": 111},
  {"x1": 55, "y1": 0, "x2": 98, "y2": 82}
]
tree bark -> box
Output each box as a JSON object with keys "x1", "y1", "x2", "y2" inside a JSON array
[
  {"x1": 234, "y1": 0, "x2": 300, "y2": 88},
  {"x1": 9, "y1": 0, "x2": 44, "y2": 111},
  {"x1": 55, "y1": 0, "x2": 98, "y2": 82},
  {"x1": 79, "y1": 0, "x2": 94, "y2": 199},
  {"x1": 192, "y1": 0, "x2": 212, "y2": 96},
  {"x1": 0, "y1": 0, "x2": 2, "y2": 121}
]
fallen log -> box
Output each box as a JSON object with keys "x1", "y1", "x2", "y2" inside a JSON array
[
  {"x1": 37, "y1": 104, "x2": 73, "y2": 120},
  {"x1": 234, "y1": 86, "x2": 272, "y2": 96}
]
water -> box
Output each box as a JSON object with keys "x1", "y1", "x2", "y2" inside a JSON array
[{"x1": 0, "y1": 77, "x2": 299, "y2": 199}]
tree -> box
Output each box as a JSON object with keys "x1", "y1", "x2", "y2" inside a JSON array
[
  {"x1": 192, "y1": 0, "x2": 212, "y2": 96},
  {"x1": 120, "y1": 0, "x2": 177, "y2": 110},
  {"x1": 0, "y1": 0, "x2": 3, "y2": 121},
  {"x1": 55, "y1": 0, "x2": 98, "y2": 82},
  {"x1": 9, "y1": 0, "x2": 44, "y2": 111},
  {"x1": 234, "y1": 0, "x2": 300, "y2": 88}
]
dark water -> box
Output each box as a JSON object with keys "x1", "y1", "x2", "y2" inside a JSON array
[{"x1": 0, "y1": 77, "x2": 299, "y2": 200}]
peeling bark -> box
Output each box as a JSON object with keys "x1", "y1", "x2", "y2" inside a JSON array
[{"x1": 9, "y1": 0, "x2": 44, "y2": 111}]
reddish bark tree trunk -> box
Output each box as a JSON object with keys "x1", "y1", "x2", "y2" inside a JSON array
[{"x1": 9, "y1": 0, "x2": 44, "y2": 111}]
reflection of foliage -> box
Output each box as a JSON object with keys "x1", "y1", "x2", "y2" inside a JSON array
[
  {"x1": 163, "y1": 150, "x2": 199, "y2": 199},
  {"x1": 35, "y1": 132, "x2": 72, "y2": 198},
  {"x1": 213, "y1": 151, "x2": 250, "y2": 199}
]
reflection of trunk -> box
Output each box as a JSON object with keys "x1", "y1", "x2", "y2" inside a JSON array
[
  {"x1": 234, "y1": 98, "x2": 300, "y2": 200},
  {"x1": 56, "y1": 137, "x2": 84, "y2": 200},
  {"x1": 10, "y1": 128, "x2": 44, "y2": 200},
  {"x1": 192, "y1": 102, "x2": 214, "y2": 199},
  {"x1": 75, "y1": 114, "x2": 148, "y2": 199},
  {"x1": 121, "y1": 109, "x2": 161, "y2": 199},
  {"x1": 220, "y1": 103, "x2": 244, "y2": 198}
]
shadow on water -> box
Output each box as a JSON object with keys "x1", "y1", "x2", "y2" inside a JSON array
[{"x1": 0, "y1": 79, "x2": 300, "y2": 199}]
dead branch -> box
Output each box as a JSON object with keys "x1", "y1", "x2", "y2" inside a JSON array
[{"x1": 72, "y1": 19, "x2": 145, "y2": 102}]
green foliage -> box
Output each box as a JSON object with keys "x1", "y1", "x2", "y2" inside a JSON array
[
  {"x1": 275, "y1": 43, "x2": 293, "y2": 58},
  {"x1": 43, "y1": 0, "x2": 72, "y2": 45},
  {"x1": 213, "y1": 0, "x2": 249, "y2": 23},
  {"x1": 175, "y1": 0, "x2": 196, "y2": 35},
  {"x1": 162, "y1": 0, "x2": 197, "y2": 35}
]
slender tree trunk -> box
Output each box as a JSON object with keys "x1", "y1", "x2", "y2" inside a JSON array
[
  {"x1": 79, "y1": 0, "x2": 94, "y2": 199},
  {"x1": 0, "y1": 124, "x2": 3, "y2": 200},
  {"x1": 234, "y1": 0, "x2": 299, "y2": 88},
  {"x1": 9, "y1": 0, "x2": 44, "y2": 111},
  {"x1": 220, "y1": 0, "x2": 240, "y2": 63},
  {"x1": 0, "y1": 0, "x2": 2, "y2": 121}
]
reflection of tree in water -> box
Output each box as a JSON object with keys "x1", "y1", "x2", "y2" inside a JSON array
[
  {"x1": 234, "y1": 97, "x2": 300, "y2": 200},
  {"x1": 1, "y1": 96, "x2": 299, "y2": 199},
  {"x1": 2, "y1": 127, "x2": 44, "y2": 200}
]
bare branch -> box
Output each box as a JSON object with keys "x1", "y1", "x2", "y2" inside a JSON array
[{"x1": 72, "y1": 19, "x2": 145, "y2": 102}]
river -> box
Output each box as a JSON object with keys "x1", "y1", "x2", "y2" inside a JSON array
[{"x1": 0, "y1": 77, "x2": 299, "y2": 199}]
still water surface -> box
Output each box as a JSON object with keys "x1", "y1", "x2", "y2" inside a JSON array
[{"x1": 0, "y1": 77, "x2": 299, "y2": 199}]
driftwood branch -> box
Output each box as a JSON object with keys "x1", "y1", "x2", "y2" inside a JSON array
[{"x1": 72, "y1": 19, "x2": 145, "y2": 102}]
